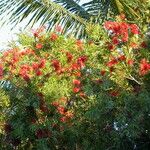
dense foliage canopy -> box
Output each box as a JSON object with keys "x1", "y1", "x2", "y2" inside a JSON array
[{"x1": 0, "y1": 15, "x2": 150, "y2": 149}]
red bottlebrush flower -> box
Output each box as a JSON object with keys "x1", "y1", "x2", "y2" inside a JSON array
[
  {"x1": 118, "y1": 55, "x2": 126, "y2": 61},
  {"x1": 130, "y1": 24, "x2": 139, "y2": 34},
  {"x1": 12, "y1": 54, "x2": 19, "y2": 63},
  {"x1": 77, "y1": 55, "x2": 88, "y2": 68},
  {"x1": 50, "y1": 33, "x2": 58, "y2": 41},
  {"x1": 130, "y1": 42, "x2": 138, "y2": 49},
  {"x1": 60, "y1": 116, "x2": 67, "y2": 123},
  {"x1": 76, "y1": 40, "x2": 83, "y2": 47},
  {"x1": 107, "y1": 43, "x2": 114, "y2": 51},
  {"x1": 140, "y1": 41, "x2": 147, "y2": 48},
  {"x1": 104, "y1": 21, "x2": 120, "y2": 33},
  {"x1": 66, "y1": 52, "x2": 73, "y2": 63},
  {"x1": 22, "y1": 74, "x2": 31, "y2": 82},
  {"x1": 0, "y1": 65, "x2": 3, "y2": 79},
  {"x1": 57, "y1": 106, "x2": 66, "y2": 115},
  {"x1": 36, "y1": 43, "x2": 43, "y2": 49},
  {"x1": 65, "y1": 111, "x2": 73, "y2": 118},
  {"x1": 36, "y1": 70, "x2": 42, "y2": 76},
  {"x1": 100, "y1": 70, "x2": 106, "y2": 76},
  {"x1": 121, "y1": 32, "x2": 129, "y2": 42},
  {"x1": 38, "y1": 59, "x2": 46, "y2": 68},
  {"x1": 127, "y1": 59, "x2": 134, "y2": 66},
  {"x1": 71, "y1": 63, "x2": 80, "y2": 71},
  {"x1": 59, "y1": 97, "x2": 67, "y2": 104},
  {"x1": 73, "y1": 87, "x2": 81, "y2": 93},
  {"x1": 52, "y1": 101, "x2": 59, "y2": 107},
  {"x1": 107, "y1": 59, "x2": 118, "y2": 67},
  {"x1": 32, "y1": 62, "x2": 39, "y2": 70},
  {"x1": 112, "y1": 36, "x2": 119, "y2": 45},
  {"x1": 109, "y1": 90, "x2": 119, "y2": 97},
  {"x1": 51, "y1": 59, "x2": 61, "y2": 71},
  {"x1": 73, "y1": 79, "x2": 81, "y2": 86},
  {"x1": 139, "y1": 59, "x2": 150, "y2": 76},
  {"x1": 40, "y1": 105, "x2": 49, "y2": 113},
  {"x1": 19, "y1": 65, "x2": 32, "y2": 81}
]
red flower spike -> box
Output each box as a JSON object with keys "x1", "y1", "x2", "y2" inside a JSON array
[
  {"x1": 109, "y1": 90, "x2": 119, "y2": 97},
  {"x1": 73, "y1": 79, "x2": 81, "y2": 86},
  {"x1": 140, "y1": 42, "x2": 147, "y2": 48},
  {"x1": 100, "y1": 70, "x2": 106, "y2": 76},
  {"x1": 36, "y1": 70, "x2": 42, "y2": 76},
  {"x1": 130, "y1": 42, "x2": 138, "y2": 49},
  {"x1": 51, "y1": 59, "x2": 61, "y2": 71},
  {"x1": 66, "y1": 52, "x2": 73, "y2": 63},
  {"x1": 139, "y1": 59, "x2": 150, "y2": 76},
  {"x1": 118, "y1": 55, "x2": 126, "y2": 61},
  {"x1": 52, "y1": 101, "x2": 59, "y2": 107},
  {"x1": 73, "y1": 87, "x2": 81, "y2": 93},
  {"x1": 38, "y1": 59, "x2": 46, "y2": 68},
  {"x1": 22, "y1": 74, "x2": 31, "y2": 82},
  {"x1": 107, "y1": 59, "x2": 118, "y2": 67},
  {"x1": 127, "y1": 59, "x2": 134, "y2": 66},
  {"x1": 60, "y1": 116, "x2": 68, "y2": 123},
  {"x1": 0, "y1": 65, "x2": 3, "y2": 79},
  {"x1": 130, "y1": 24, "x2": 139, "y2": 35},
  {"x1": 107, "y1": 43, "x2": 114, "y2": 51},
  {"x1": 32, "y1": 62, "x2": 39, "y2": 70},
  {"x1": 112, "y1": 36, "x2": 119, "y2": 45},
  {"x1": 40, "y1": 105, "x2": 49, "y2": 113},
  {"x1": 57, "y1": 106, "x2": 66, "y2": 115},
  {"x1": 50, "y1": 33, "x2": 58, "y2": 41},
  {"x1": 36, "y1": 43, "x2": 43, "y2": 49},
  {"x1": 76, "y1": 40, "x2": 83, "y2": 46}
]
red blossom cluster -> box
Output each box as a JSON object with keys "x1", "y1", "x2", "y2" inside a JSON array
[
  {"x1": 52, "y1": 101, "x2": 73, "y2": 123},
  {"x1": 37, "y1": 92, "x2": 49, "y2": 113},
  {"x1": 139, "y1": 59, "x2": 150, "y2": 76},
  {"x1": 50, "y1": 33, "x2": 58, "y2": 41},
  {"x1": 104, "y1": 21, "x2": 139, "y2": 44},
  {"x1": 0, "y1": 64, "x2": 3, "y2": 79}
]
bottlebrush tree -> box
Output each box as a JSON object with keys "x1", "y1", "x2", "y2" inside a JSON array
[{"x1": 0, "y1": 16, "x2": 150, "y2": 150}]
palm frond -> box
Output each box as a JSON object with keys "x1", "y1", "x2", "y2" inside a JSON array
[
  {"x1": 0, "y1": 0, "x2": 88, "y2": 38},
  {"x1": 54, "y1": 0, "x2": 91, "y2": 19}
]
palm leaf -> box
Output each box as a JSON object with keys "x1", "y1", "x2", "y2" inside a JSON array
[{"x1": 0, "y1": 0, "x2": 88, "y2": 38}]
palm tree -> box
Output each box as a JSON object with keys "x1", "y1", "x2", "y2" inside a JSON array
[{"x1": 0, "y1": 0, "x2": 149, "y2": 38}]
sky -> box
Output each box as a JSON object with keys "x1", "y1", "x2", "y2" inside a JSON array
[{"x1": 0, "y1": 0, "x2": 90, "y2": 51}]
